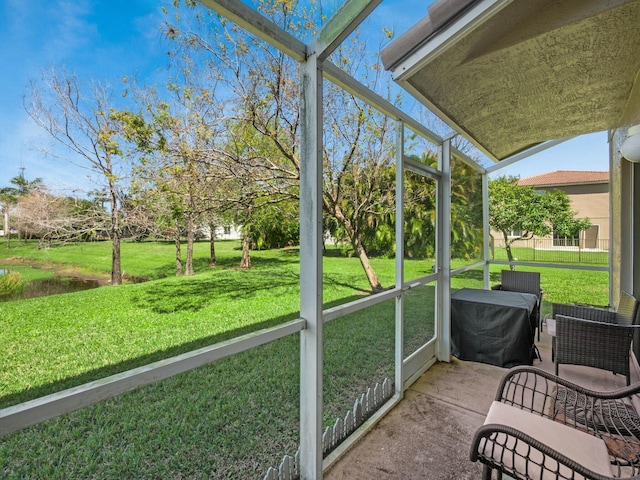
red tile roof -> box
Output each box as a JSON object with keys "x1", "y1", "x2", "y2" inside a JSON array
[{"x1": 518, "y1": 170, "x2": 609, "y2": 187}]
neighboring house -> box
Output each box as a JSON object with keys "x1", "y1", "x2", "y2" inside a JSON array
[
  {"x1": 518, "y1": 170, "x2": 610, "y2": 249},
  {"x1": 201, "y1": 224, "x2": 242, "y2": 241}
]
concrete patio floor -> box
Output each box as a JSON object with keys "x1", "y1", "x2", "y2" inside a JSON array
[{"x1": 324, "y1": 329, "x2": 638, "y2": 479}]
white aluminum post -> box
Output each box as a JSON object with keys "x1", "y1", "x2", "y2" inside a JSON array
[
  {"x1": 611, "y1": 128, "x2": 635, "y2": 305},
  {"x1": 395, "y1": 121, "x2": 405, "y2": 396},
  {"x1": 299, "y1": 3, "x2": 383, "y2": 476},
  {"x1": 482, "y1": 173, "x2": 490, "y2": 288},
  {"x1": 436, "y1": 138, "x2": 452, "y2": 361},
  {"x1": 299, "y1": 54, "x2": 324, "y2": 479}
]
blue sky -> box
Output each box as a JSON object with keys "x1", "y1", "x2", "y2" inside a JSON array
[
  {"x1": 0, "y1": 0, "x2": 168, "y2": 194},
  {"x1": 0, "y1": 1, "x2": 610, "y2": 194},
  {"x1": 487, "y1": 131, "x2": 610, "y2": 179}
]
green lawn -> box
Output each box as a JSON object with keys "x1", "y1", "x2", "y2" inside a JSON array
[{"x1": 0, "y1": 240, "x2": 608, "y2": 479}]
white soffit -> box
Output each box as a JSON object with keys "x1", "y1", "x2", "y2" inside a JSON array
[{"x1": 384, "y1": 0, "x2": 640, "y2": 162}]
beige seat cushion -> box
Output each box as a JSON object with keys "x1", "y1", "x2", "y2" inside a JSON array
[
  {"x1": 480, "y1": 401, "x2": 612, "y2": 479},
  {"x1": 546, "y1": 317, "x2": 556, "y2": 336}
]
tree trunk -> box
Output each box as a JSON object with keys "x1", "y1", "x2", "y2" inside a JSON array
[
  {"x1": 240, "y1": 205, "x2": 252, "y2": 269},
  {"x1": 209, "y1": 221, "x2": 217, "y2": 267},
  {"x1": 333, "y1": 206, "x2": 382, "y2": 291},
  {"x1": 185, "y1": 211, "x2": 194, "y2": 276},
  {"x1": 109, "y1": 181, "x2": 122, "y2": 285},
  {"x1": 240, "y1": 231, "x2": 252, "y2": 269},
  {"x1": 175, "y1": 226, "x2": 183, "y2": 276},
  {"x1": 354, "y1": 235, "x2": 382, "y2": 291},
  {"x1": 502, "y1": 232, "x2": 516, "y2": 271},
  {"x1": 112, "y1": 232, "x2": 122, "y2": 284},
  {"x1": 4, "y1": 210, "x2": 10, "y2": 249}
]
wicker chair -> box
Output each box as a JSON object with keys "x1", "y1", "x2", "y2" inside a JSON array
[
  {"x1": 493, "y1": 270, "x2": 544, "y2": 341},
  {"x1": 553, "y1": 292, "x2": 640, "y2": 386},
  {"x1": 470, "y1": 366, "x2": 640, "y2": 479}
]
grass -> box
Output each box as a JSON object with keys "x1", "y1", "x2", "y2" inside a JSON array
[
  {"x1": 451, "y1": 265, "x2": 610, "y2": 315},
  {"x1": 1, "y1": 239, "x2": 223, "y2": 281},
  {"x1": 0, "y1": 264, "x2": 55, "y2": 282},
  {"x1": 0, "y1": 272, "x2": 25, "y2": 298},
  {"x1": 0, "y1": 240, "x2": 608, "y2": 478}
]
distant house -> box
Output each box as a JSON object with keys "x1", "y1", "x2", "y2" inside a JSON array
[
  {"x1": 518, "y1": 170, "x2": 609, "y2": 249},
  {"x1": 202, "y1": 224, "x2": 243, "y2": 241}
]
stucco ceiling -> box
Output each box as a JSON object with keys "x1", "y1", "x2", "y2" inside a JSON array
[{"x1": 382, "y1": 0, "x2": 640, "y2": 161}]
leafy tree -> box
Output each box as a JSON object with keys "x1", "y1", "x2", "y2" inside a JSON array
[
  {"x1": 322, "y1": 88, "x2": 396, "y2": 290},
  {"x1": 117, "y1": 77, "x2": 225, "y2": 276},
  {"x1": 10, "y1": 174, "x2": 44, "y2": 196},
  {"x1": 450, "y1": 158, "x2": 483, "y2": 259},
  {"x1": 214, "y1": 120, "x2": 297, "y2": 269},
  {"x1": 402, "y1": 166, "x2": 436, "y2": 259},
  {"x1": 163, "y1": 1, "x2": 398, "y2": 290},
  {"x1": 489, "y1": 175, "x2": 591, "y2": 266},
  {"x1": 351, "y1": 153, "x2": 482, "y2": 261},
  {"x1": 248, "y1": 200, "x2": 299, "y2": 250}
]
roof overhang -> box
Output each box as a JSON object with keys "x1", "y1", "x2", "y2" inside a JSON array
[{"x1": 382, "y1": 0, "x2": 640, "y2": 162}]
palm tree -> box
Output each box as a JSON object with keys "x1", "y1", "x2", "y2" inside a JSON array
[{"x1": 11, "y1": 174, "x2": 44, "y2": 196}]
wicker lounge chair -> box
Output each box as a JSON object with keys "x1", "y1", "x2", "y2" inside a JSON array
[
  {"x1": 493, "y1": 270, "x2": 544, "y2": 341},
  {"x1": 553, "y1": 292, "x2": 640, "y2": 386},
  {"x1": 470, "y1": 366, "x2": 640, "y2": 479}
]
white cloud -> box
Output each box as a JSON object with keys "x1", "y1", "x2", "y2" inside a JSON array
[
  {"x1": 0, "y1": 112, "x2": 99, "y2": 195},
  {"x1": 42, "y1": 0, "x2": 96, "y2": 65}
]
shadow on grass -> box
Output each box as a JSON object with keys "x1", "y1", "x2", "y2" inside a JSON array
[
  {"x1": 452, "y1": 267, "x2": 503, "y2": 286},
  {"x1": 130, "y1": 267, "x2": 301, "y2": 314},
  {"x1": 135, "y1": 253, "x2": 378, "y2": 314},
  {"x1": 144, "y1": 251, "x2": 300, "y2": 281},
  {"x1": 323, "y1": 272, "x2": 373, "y2": 296},
  {"x1": 0, "y1": 291, "x2": 364, "y2": 410},
  {"x1": 321, "y1": 247, "x2": 347, "y2": 258}
]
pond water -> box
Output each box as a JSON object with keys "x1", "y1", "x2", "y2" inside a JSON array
[{"x1": 0, "y1": 274, "x2": 103, "y2": 302}]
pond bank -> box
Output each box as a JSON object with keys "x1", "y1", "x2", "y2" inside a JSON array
[{"x1": 0, "y1": 257, "x2": 112, "y2": 286}]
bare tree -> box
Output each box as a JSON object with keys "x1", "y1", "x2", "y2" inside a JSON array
[
  {"x1": 25, "y1": 69, "x2": 125, "y2": 284},
  {"x1": 13, "y1": 190, "x2": 62, "y2": 246},
  {"x1": 0, "y1": 174, "x2": 45, "y2": 247},
  {"x1": 13, "y1": 190, "x2": 108, "y2": 247}
]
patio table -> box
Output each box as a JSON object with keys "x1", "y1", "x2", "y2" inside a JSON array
[{"x1": 451, "y1": 288, "x2": 538, "y2": 368}]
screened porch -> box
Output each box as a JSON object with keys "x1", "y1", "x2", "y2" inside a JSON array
[{"x1": 1, "y1": 1, "x2": 639, "y2": 479}]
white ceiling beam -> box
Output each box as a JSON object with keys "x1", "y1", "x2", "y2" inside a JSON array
[
  {"x1": 323, "y1": 61, "x2": 443, "y2": 145},
  {"x1": 197, "y1": 0, "x2": 307, "y2": 61},
  {"x1": 485, "y1": 137, "x2": 573, "y2": 174},
  {"x1": 311, "y1": 0, "x2": 382, "y2": 61}
]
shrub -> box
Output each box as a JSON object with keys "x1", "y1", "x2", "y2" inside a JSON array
[{"x1": 0, "y1": 271, "x2": 25, "y2": 297}]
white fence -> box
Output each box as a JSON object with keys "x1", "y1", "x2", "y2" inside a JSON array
[
  {"x1": 491, "y1": 237, "x2": 609, "y2": 265},
  {"x1": 263, "y1": 378, "x2": 394, "y2": 480}
]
